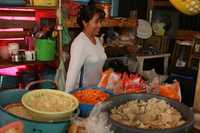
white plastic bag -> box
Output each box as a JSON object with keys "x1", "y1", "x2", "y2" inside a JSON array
[
  {"x1": 54, "y1": 52, "x2": 67, "y2": 91},
  {"x1": 85, "y1": 103, "x2": 113, "y2": 133},
  {"x1": 68, "y1": 102, "x2": 114, "y2": 133}
]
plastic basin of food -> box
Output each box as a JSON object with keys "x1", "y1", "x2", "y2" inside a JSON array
[
  {"x1": 71, "y1": 86, "x2": 113, "y2": 117},
  {"x1": 21, "y1": 89, "x2": 79, "y2": 122}
]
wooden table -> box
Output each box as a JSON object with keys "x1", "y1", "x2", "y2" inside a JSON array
[{"x1": 136, "y1": 53, "x2": 171, "y2": 75}]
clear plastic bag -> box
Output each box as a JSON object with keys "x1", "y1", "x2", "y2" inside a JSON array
[
  {"x1": 85, "y1": 103, "x2": 113, "y2": 133},
  {"x1": 54, "y1": 52, "x2": 67, "y2": 91},
  {"x1": 69, "y1": 103, "x2": 113, "y2": 133}
]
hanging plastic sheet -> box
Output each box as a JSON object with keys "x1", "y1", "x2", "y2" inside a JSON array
[
  {"x1": 61, "y1": 8, "x2": 71, "y2": 45},
  {"x1": 54, "y1": 52, "x2": 67, "y2": 91}
]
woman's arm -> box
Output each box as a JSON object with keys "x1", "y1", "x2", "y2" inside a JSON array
[{"x1": 65, "y1": 39, "x2": 87, "y2": 91}]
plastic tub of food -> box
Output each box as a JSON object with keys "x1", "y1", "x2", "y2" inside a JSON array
[
  {"x1": 22, "y1": 89, "x2": 79, "y2": 122},
  {"x1": 71, "y1": 86, "x2": 113, "y2": 117}
]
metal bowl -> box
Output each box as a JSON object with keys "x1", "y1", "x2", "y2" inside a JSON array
[{"x1": 102, "y1": 93, "x2": 194, "y2": 133}]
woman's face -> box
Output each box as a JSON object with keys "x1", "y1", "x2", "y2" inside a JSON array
[{"x1": 83, "y1": 13, "x2": 102, "y2": 36}]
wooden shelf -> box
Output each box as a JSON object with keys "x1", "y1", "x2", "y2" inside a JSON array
[
  {"x1": 0, "y1": 60, "x2": 57, "y2": 68},
  {"x1": 148, "y1": 0, "x2": 172, "y2": 10},
  {"x1": 0, "y1": 6, "x2": 56, "y2": 10},
  {"x1": 192, "y1": 53, "x2": 200, "y2": 60},
  {"x1": 176, "y1": 30, "x2": 200, "y2": 40},
  {"x1": 65, "y1": 17, "x2": 138, "y2": 28},
  {"x1": 0, "y1": 6, "x2": 59, "y2": 68},
  {"x1": 153, "y1": 1, "x2": 172, "y2": 7},
  {"x1": 26, "y1": 6, "x2": 56, "y2": 10}
]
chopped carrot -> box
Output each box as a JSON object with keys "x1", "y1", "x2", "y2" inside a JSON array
[
  {"x1": 73, "y1": 89, "x2": 109, "y2": 105},
  {"x1": 0, "y1": 121, "x2": 23, "y2": 133}
]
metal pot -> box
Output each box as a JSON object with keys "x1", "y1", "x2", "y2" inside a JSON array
[
  {"x1": 103, "y1": 93, "x2": 194, "y2": 133},
  {"x1": 19, "y1": 70, "x2": 38, "y2": 89},
  {"x1": 0, "y1": 75, "x2": 19, "y2": 89},
  {"x1": 0, "y1": 80, "x2": 78, "y2": 133}
]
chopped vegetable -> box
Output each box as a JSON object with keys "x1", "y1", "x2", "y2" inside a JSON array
[
  {"x1": 73, "y1": 89, "x2": 109, "y2": 105},
  {"x1": 0, "y1": 121, "x2": 23, "y2": 133}
]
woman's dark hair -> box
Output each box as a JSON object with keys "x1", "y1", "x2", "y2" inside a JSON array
[{"x1": 77, "y1": 1, "x2": 105, "y2": 29}]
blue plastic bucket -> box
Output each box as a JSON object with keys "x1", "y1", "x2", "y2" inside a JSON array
[{"x1": 0, "y1": 89, "x2": 72, "y2": 133}]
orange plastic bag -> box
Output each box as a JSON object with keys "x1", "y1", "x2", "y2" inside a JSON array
[
  {"x1": 98, "y1": 69, "x2": 113, "y2": 88},
  {"x1": 98, "y1": 70, "x2": 146, "y2": 94},
  {"x1": 159, "y1": 81, "x2": 182, "y2": 102}
]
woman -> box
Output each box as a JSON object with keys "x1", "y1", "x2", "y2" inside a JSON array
[{"x1": 65, "y1": 4, "x2": 106, "y2": 91}]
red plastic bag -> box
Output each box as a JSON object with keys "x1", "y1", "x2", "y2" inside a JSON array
[
  {"x1": 121, "y1": 73, "x2": 145, "y2": 94},
  {"x1": 98, "y1": 70, "x2": 147, "y2": 95}
]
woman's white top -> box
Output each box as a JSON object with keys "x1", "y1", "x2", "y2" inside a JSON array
[{"x1": 65, "y1": 32, "x2": 107, "y2": 92}]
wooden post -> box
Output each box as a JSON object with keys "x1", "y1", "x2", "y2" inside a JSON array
[
  {"x1": 147, "y1": 0, "x2": 154, "y2": 22},
  {"x1": 56, "y1": 0, "x2": 63, "y2": 61},
  {"x1": 194, "y1": 61, "x2": 200, "y2": 129},
  {"x1": 194, "y1": 62, "x2": 200, "y2": 112}
]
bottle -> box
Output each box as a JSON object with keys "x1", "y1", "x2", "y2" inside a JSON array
[{"x1": 25, "y1": 32, "x2": 35, "y2": 50}]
